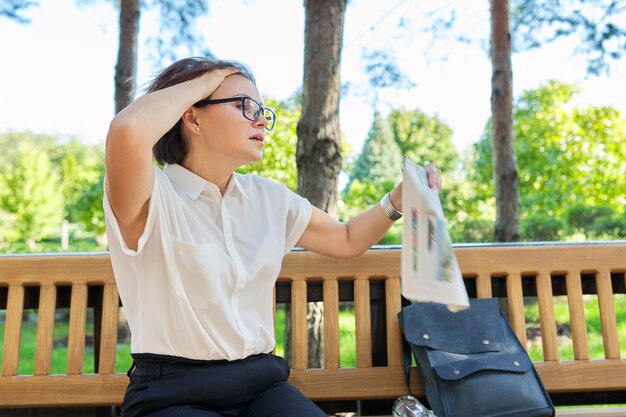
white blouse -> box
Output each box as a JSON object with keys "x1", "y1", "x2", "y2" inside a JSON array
[{"x1": 103, "y1": 164, "x2": 312, "y2": 361}]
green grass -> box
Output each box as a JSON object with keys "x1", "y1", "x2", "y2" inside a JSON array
[
  {"x1": 338, "y1": 305, "x2": 357, "y2": 367},
  {"x1": 274, "y1": 305, "x2": 286, "y2": 358},
  {"x1": 0, "y1": 309, "x2": 132, "y2": 375},
  {"x1": 273, "y1": 303, "x2": 357, "y2": 367},
  {"x1": 524, "y1": 294, "x2": 626, "y2": 361},
  {"x1": 2, "y1": 296, "x2": 625, "y2": 375}
]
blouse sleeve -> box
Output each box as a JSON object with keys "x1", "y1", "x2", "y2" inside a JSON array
[
  {"x1": 103, "y1": 166, "x2": 164, "y2": 256},
  {"x1": 283, "y1": 187, "x2": 312, "y2": 254}
]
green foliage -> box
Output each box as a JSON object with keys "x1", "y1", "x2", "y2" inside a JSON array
[
  {"x1": 70, "y1": 165, "x2": 105, "y2": 236},
  {"x1": 588, "y1": 215, "x2": 626, "y2": 239},
  {"x1": 566, "y1": 204, "x2": 616, "y2": 230},
  {"x1": 350, "y1": 112, "x2": 403, "y2": 185},
  {"x1": 59, "y1": 139, "x2": 106, "y2": 235},
  {"x1": 341, "y1": 108, "x2": 463, "y2": 244},
  {"x1": 437, "y1": 174, "x2": 487, "y2": 243},
  {"x1": 521, "y1": 214, "x2": 564, "y2": 241},
  {"x1": 387, "y1": 108, "x2": 458, "y2": 172},
  {"x1": 338, "y1": 177, "x2": 401, "y2": 245},
  {"x1": 466, "y1": 80, "x2": 626, "y2": 241},
  {"x1": 0, "y1": 237, "x2": 104, "y2": 254},
  {"x1": 237, "y1": 96, "x2": 299, "y2": 191},
  {"x1": 339, "y1": 178, "x2": 395, "y2": 221},
  {"x1": 0, "y1": 132, "x2": 106, "y2": 251},
  {"x1": 378, "y1": 223, "x2": 402, "y2": 245},
  {"x1": 566, "y1": 204, "x2": 626, "y2": 239},
  {"x1": 449, "y1": 219, "x2": 495, "y2": 244},
  {"x1": 445, "y1": 151, "x2": 498, "y2": 243},
  {"x1": 0, "y1": 143, "x2": 64, "y2": 245},
  {"x1": 0, "y1": 131, "x2": 59, "y2": 174},
  {"x1": 385, "y1": 107, "x2": 470, "y2": 241}
]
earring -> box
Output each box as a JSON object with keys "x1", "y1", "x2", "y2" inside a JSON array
[{"x1": 195, "y1": 126, "x2": 200, "y2": 132}]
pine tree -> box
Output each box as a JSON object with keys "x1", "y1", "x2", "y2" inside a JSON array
[{"x1": 351, "y1": 112, "x2": 403, "y2": 184}]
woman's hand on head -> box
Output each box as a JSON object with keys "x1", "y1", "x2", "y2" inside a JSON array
[{"x1": 199, "y1": 67, "x2": 242, "y2": 99}]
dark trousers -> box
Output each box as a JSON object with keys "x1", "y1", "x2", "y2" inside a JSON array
[{"x1": 121, "y1": 353, "x2": 327, "y2": 417}]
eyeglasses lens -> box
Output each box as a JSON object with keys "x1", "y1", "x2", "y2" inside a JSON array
[
  {"x1": 243, "y1": 98, "x2": 260, "y2": 121},
  {"x1": 263, "y1": 109, "x2": 275, "y2": 121},
  {"x1": 242, "y1": 98, "x2": 275, "y2": 130}
]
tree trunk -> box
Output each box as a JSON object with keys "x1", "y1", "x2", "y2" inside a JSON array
[
  {"x1": 296, "y1": 0, "x2": 346, "y2": 216},
  {"x1": 306, "y1": 301, "x2": 324, "y2": 367},
  {"x1": 114, "y1": 0, "x2": 140, "y2": 114},
  {"x1": 490, "y1": 0, "x2": 519, "y2": 242},
  {"x1": 295, "y1": 0, "x2": 347, "y2": 369}
]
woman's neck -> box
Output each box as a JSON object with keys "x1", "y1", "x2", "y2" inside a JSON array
[{"x1": 181, "y1": 157, "x2": 234, "y2": 196}]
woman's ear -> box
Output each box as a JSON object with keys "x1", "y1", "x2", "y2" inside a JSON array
[{"x1": 181, "y1": 107, "x2": 201, "y2": 134}]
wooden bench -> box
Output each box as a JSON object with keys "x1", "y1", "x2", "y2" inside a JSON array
[{"x1": 1, "y1": 242, "x2": 625, "y2": 416}]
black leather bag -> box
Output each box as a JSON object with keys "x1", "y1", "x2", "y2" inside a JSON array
[{"x1": 398, "y1": 298, "x2": 555, "y2": 417}]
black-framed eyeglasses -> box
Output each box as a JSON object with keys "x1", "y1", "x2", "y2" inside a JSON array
[{"x1": 194, "y1": 96, "x2": 276, "y2": 131}]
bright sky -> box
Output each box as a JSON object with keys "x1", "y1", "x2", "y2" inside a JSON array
[{"x1": 1, "y1": 0, "x2": 625, "y2": 156}]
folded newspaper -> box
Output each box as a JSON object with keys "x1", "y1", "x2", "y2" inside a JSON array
[{"x1": 401, "y1": 157, "x2": 469, "y2": 311}]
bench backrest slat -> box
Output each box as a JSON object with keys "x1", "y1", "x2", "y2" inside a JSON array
[
  {"x1": 596, "y1": 269, "x2": 620, "y2": 359},
  {"x1": 35, "y1": 284, "x2": 56, "y2": 375},
  {"x1": 354, "y1": 278, "x2": 372, "y2": 368},
  {"x1": 505, "y1": 273, "x2": 527, "y2": 346},
  {"x1": 2, "y1": 285, "x2": 24, "y2": 376},
  {"x1": 290, "y1": 279, "x2": 308, "y2": 370},
  {"x1": 67, "y1": 284, "x2": 88, "y2": 375},
  {"x1": 537, "y1": 272, "x2": 559, "y2": 361},
  {"x1": 385, "y1": 277, "x2": 403, "y2": 367},
  {"x1": 98, "y1": 283, "x2": 120, "y2": 374},
  {"x1": 566, "y1": 272, "x2": 590, "y2": 360},
  {"x1": 476, "y1": 272, "x2": 492, "y2": 298},
  {"x1": 322, "y1": 279, "x2": 340, "y2": 369}
]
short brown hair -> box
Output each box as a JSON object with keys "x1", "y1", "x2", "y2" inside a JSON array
[{"x1": 148, "y1": 57, "x2": 256, "y2": 165}]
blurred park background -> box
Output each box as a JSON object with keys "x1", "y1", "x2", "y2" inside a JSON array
[{"x1": 0, "y1": 0, "x2": 625, "y2": 254}]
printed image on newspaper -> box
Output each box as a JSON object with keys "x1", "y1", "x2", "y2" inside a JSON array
[{"x1": 401, "y1": 157, "x2": 469, "y2": 311}]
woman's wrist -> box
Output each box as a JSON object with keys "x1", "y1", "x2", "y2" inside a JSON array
[{"x1": 389, "y1": 188, "x2": 402, "y2": 212}]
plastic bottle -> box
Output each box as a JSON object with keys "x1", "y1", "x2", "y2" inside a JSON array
[{"x1": 392, "y1": 395, "x2": 436, "y2": 417}]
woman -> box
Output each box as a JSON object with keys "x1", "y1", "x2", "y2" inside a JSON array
[{"x1": 104, "y1": 57, "x2": 442, "y2": 417}]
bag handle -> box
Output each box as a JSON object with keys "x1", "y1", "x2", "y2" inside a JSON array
[
  {"x1": 400, "y1": 295, "x2": 414, "y2": 396},
  {"x1": 402, "y1": 334, "x2": 414, "y2": 397}
]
